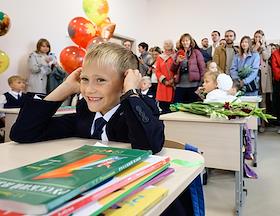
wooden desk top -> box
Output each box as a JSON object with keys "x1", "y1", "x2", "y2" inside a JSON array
[
  {"x1": 160, "y1": 111, "x2": 247, "y2": 124},
  {"x1": 0, "y1": 138, "x2": 204, "y2": 215},
  {"x1": 0, "y1": 108, "x2": 19, "y2": 114}
]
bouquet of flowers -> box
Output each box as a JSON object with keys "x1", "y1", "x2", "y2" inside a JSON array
[
  {"x1": 238, "y1": 65, "x2": 252, "y2": 79},
  {"x1": 170, "y1": 102, "x2": 275, "y2": 122}
]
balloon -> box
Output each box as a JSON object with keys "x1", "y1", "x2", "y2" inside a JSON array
[
  {"x1": 100, "y1": 22, "x2": 115, "y2": 40},
  {"x1": 60, "y1": 46, "x2": 86, "y2": 74},
  {"x1": 83, "y1": 0, "x2": 109, "y2": 26},
  {"x1": 68, "y1": 17, "x2": 97, "y2": 49},
  {"x1": 0, "y1": 11, "x2": 11, "y2": 36},
  {"x1": 86, "y1": 36, "x2": 107, "y2": 50},
  {"x1": 95, "y1": 17, "x2": 111, "y2": 37},
  {"x1": 0, "y1": 50, "x2": 9, "y2": 73},
  {"x1": 99, "y1": 17, "x2": 111, "y2": 28}
]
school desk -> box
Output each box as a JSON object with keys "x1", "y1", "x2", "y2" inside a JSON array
[
  {"x1": 0, "y1": 107, "x2": 76, "y2": 142},
  {"x1": 160, "y1": 111, "x2": 247, "y2": 216},
  {"x1": 0, "y1": 138, "x2": 204, "y2": 216}
]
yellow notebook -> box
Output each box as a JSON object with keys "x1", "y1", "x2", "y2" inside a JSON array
[{"x1": 103, "y1": 185, "x2": 168, "y2": 216}]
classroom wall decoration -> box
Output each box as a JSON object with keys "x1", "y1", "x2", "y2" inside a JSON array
[
  {"x1": 83, "y1": 0, "x2": 109, "y2": 26},
  {"x1": 0, "y1": 10, "x2": 11, "y2": 74},
  {"x1": 60, "y1": 46, "x2": 86, "y2": 74},
  {"x1": 0, "y1": 50, "x2": 10, "y2": 74},
  {"x1": 68, "y1": 17, "x2": 97, "y2": 49},
  {"x1": 0, "y1": 10, "x2": 10, "y2": 36},
  {"x1": 60, "y1": 0, "x2": 116, "y2": 74}
]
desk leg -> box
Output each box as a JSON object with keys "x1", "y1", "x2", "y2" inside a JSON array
[
  {"x1": 235, "y1": 124, "x2": 244, "y2": 216},
  {"x1": 253, "y1": 130, "x2": 258, "y2": 167}
]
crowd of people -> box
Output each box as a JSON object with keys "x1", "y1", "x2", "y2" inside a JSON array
[
  {"x1": 122, "y1": 29, "x2": 280, "y2": 133},
  {"x1": 1, "y1": 30, "x2": 280, "y2": 138}
]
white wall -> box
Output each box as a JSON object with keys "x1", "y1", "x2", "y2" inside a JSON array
[
  {"x1": 146, "y1": 0, "x2": 280, "y2": 48},
  {"x1": 0, "y1": 0, "x2": 149, "y2": 93},
  {"x1": 1, "y1": 0, "x2": 279, "y2": 93}
]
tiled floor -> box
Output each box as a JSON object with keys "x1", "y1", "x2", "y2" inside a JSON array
[{"x1": 204, "y1": 128, "x2": 280, "y2": 216}]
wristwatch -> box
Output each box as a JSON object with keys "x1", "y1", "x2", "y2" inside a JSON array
[{"x1": 120, "y1": 89, "x2": 140, "y2": 101}]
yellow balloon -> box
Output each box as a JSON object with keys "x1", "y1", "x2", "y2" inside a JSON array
[
  {"x1": 83, "y1": 0, "x2": 109, "y2": 26},
  {"x1": 0, "y1": 50, "x2": 9, "y2": 73}
]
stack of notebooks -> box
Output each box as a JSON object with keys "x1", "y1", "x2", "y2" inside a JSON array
[{"x1": 0, "y1": 145, "x2": 174, "y2": 216}]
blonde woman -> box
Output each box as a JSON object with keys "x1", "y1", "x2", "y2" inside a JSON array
[{"x1": 155, "y1": 40, "x2": 175, "y2": 113}]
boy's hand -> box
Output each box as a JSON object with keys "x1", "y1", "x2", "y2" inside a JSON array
[
  {"x1": 64, "y1": 67, "x2": 82, "y2": 94},
  {"x1": 123, "y1": 69, "x2": 142, "y2": 93}
]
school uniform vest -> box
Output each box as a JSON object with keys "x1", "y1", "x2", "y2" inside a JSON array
[{"x1": 3, "y1": 92, "x2": 26, "y2": 108}]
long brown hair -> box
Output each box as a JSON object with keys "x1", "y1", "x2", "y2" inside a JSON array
[
  {"x1": 253, "y1": 30, "x2": 266, "y2": 52},
  {"x1": 239, "y1": 36, "x2": 253, "y2": 57},
  {"x1": 179, "y1": 33, "x2": 196, "y2": 50},
  {"x1": 36, "y1": 38, "x2": 51, "y2": 54}
]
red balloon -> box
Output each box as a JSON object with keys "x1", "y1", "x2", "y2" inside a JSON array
[
  {"x1": 68, "y1": 17, "x2": 97, "y2": 49},
  {"x1": 60, "y1": 46, "x2": 86, "y2": 74}
]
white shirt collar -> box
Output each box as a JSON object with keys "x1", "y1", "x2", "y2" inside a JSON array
[
  {"x1": 91, "y1": 104, "x2": 121, "y2": 141},
  {"x1": 141, "y1": 89, "x2": 149, "y2": 95},
  {"x1": 9, "y1": 91, "x2": 22, "y2": 99}
]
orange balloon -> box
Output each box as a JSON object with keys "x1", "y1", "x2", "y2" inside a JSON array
[
  {"x1": 68, "y1": 17, "x2": 97, "y2": 49},
  {"x1": 100, "y1": 22, "x2": 115, "y2": 40},
  {"x1": 60, "y1": 46, "x2": 86, "y2": 74}
]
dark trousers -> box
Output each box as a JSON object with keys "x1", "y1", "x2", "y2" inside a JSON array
[
  {"x1": 174, "y1": 87, "x2": 200, "y2": 103},
  {"x1": 272, "y1": 80, "x2": 280, "y2": 123}
]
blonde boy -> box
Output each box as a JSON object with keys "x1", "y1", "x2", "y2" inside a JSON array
[
  {"x1": 139, "y1": 76, "x2": 153, "y2": 97},
  {"x1": 0, "y1": 75, "x2": 26, "y2": 125},
  {"x1": 11, "y1": 42, "x2": 164, "y2": 154}
]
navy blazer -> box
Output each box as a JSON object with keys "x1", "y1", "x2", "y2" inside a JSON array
[{"x1": 10, "y1": 95, "x2": 165, "y2": 154}]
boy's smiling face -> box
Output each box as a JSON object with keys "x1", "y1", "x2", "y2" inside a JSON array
[{"x1": 80, "y1": 61, "x2": 123, "y2": 115}]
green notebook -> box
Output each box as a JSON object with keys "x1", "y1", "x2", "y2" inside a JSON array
[{"x1": 0, "y1": 145, "x2": 151, "y2": 214}]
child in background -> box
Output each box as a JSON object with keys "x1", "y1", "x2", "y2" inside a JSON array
[
  {"x1": 207, "y1": 61, "x2": 219, "y2": 73},
  {"x1": 0, "y1": 75, "x2": 27, "y2": 126},
  {"x1": 139, "y1": 76, "x2": 153, "y2": 98},
  {"x1": 228, "y1": 79, "x2": 242, "y2": 96},
  {"x1": 202, "y1": 72, "x2": 236, "y2": 103}
]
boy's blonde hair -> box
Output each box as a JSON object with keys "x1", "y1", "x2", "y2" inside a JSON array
[
  {"x1": 83, "y1": 42, "x2": 139, "y2": 76},
  {"x1": 8, "y1": 75, "x2": 25, "y2": 86}
]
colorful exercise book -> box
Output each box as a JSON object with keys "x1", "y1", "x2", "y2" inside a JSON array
[
  {"x1": 103, "y1": 185, "x2": 168, "y2": 216},
  {"x1": 47, "y1": 155, "x2": 169, "y2": 216},
  {"x1": 0, "y1": 159, "x2": 171, "y2": 216},
  {"x1": 72, "y1": 164, "x2": 171, "y2": 216},
  {"x1": 0, "y1": 145, "x2": 151, "y2": 215}
]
